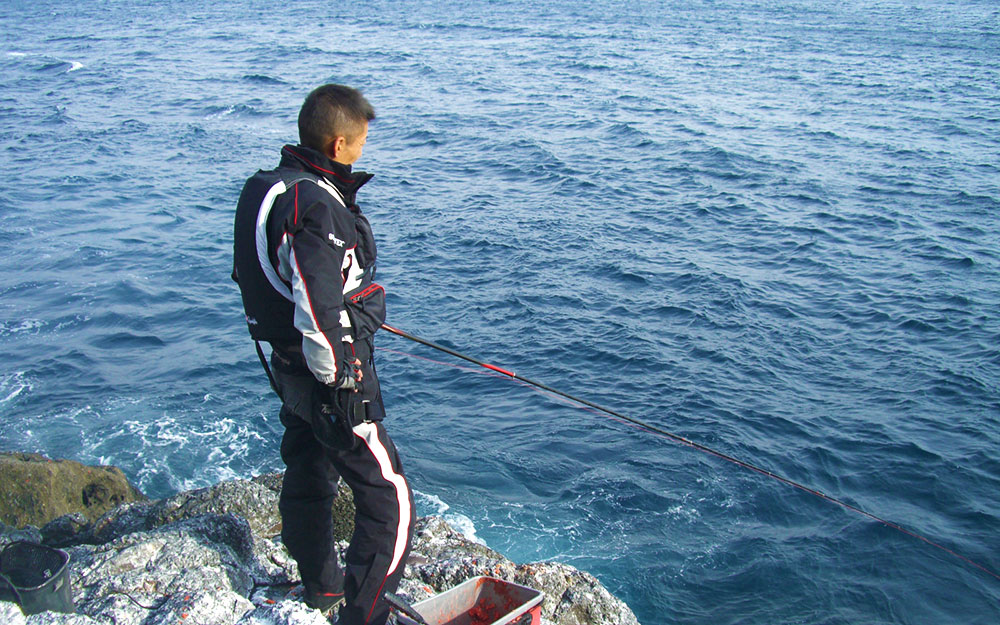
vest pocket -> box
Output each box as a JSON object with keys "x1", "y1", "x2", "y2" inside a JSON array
[{"x1": 345, "y1": 282, "x2": 386, "y2": 340}]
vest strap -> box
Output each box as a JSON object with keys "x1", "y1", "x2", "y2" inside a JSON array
[{"x1": 255, "y1": 340, "x2": 282, "y2": 400}]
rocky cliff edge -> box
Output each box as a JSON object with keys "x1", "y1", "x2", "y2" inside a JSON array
[{"x1": 0, "y1": 454, "x2": 639, "y2": 625}]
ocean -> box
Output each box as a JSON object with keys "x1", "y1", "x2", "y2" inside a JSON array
[{"x1": 1, "y1": 1, "x2": 998, "y2": 623}]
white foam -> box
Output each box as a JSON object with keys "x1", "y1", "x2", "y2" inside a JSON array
[
  {"x1": 415, "y1": 490, "x2": 450, "y2": 514},
  {"x1": 445, "y1": 513, "x2": 485, "y2": 545},
  {"x1": 67, "y1": 61, "x2": 83, "y2": 72},
  {"x1": 152, "y1": 418, "x2": 190, "y2": 445},
  {"x1": 0, "y1": 372, "x2": 31, "y2": 405},
  {"x1": 65, "y1": 405, "x2": 94, "y2": 423},
  {"x1": 0, "y1": 385, "x2": 26, "y2": 405},
  {"x1": 413, "y1": 490, "x2": 485, "y2": 544},
  {"x1": 54, "y1": 314, "x2": 89, "y2": 331},
  {"x1": 0, "y1": 319, "x2": 45, "y2": 337},
  {"x1": 668, "y1": 504, "x2": 701, "y2": 522}
]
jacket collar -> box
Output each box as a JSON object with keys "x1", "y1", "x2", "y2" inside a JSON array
[{"x1": 279, "y1": 144, "x2": 373, "y2": 206}]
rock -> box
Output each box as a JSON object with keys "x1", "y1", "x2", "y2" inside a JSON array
[
  {"x1": 515, "y1": 562, "x2": 639, "y2": 625},
  {"x1": 404, "y1": 517, "x2": 640, "y2": 625},
  {"x1": 135, "y1": 590, "x2": 253, "y2": 625},
  {"x1": 328, "y1": 480, "x2": 355, "y2": 543},
  {"x1": 0, "y1": 468, "x2": 639, "y2": 625},
  {"x1": 235, "y1": 600, "x2": 329, "y2": 625},
  {"x1": 85, "y1": 500, "x2": 158, "y2": 546},
  {"x1": 249, "y1": 473, "x2": 284, "y2": 493},
  {"x1": 76, "y1": 475, "x2": 354, "y2": 547},
  {"x1": 252, "y1": 473, "x2": 355, "y2": 543},
  {"x1": 77, "y1": 479, "x2": 279, "y2": 546},
  {"x1": 66, "y1": 514, "x2": 269, "y2": 625},
  {"x1": 25, "y1": 612, "x2": 101, "y2": 624},
  {"x1": 0, "y1": 453, "x2": 145, "y2": 528},
  {"x1": 0, "y1": 521, "x2": 42, "y2": 548},
  {"x1": 40, "y1": 514, "x2": 90, "y2": 548},
  {"x1": 1, "y1": 601, "x2": 27, "y2": 625},
  {"x1": 149, "y1": 479, "x2": 282, "y2": 538}
]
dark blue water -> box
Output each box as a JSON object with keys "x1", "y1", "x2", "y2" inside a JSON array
[{"x1": 2, "y1": 1, "x2": 999, "y2": 623}]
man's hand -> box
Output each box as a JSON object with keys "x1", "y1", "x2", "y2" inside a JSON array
[{"x1": 336, "y1": 358, "x2": 364, "y2": 392}]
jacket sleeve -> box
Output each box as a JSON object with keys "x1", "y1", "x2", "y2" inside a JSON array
[{"x1": 282, "y1": 195, "x2": 355, "y2": 386}]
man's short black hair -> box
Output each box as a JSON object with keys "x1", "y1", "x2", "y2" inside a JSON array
[{"x1": 298, "y1": 84, "x2": 375, "y2": 153}]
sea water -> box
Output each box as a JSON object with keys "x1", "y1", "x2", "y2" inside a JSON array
[{"x1": 1, "y1": 1, "x2": 998, "y2": 623}]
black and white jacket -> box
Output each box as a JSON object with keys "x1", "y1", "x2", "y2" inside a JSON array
[{"x1": 233, "y1": 145, "x2": 383, "y2": 395}]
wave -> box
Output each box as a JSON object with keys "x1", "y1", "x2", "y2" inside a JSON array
[
  {"x1": 242, "y1": 74, "x2": 286, "y2": 85},
  {"x1": 5, "y1": 51, "x2": 83, "y2": 74}
]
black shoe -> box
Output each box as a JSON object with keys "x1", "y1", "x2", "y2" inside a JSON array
[{"x1": 304, "y1": 589, "x2": 345, "y2": 615}]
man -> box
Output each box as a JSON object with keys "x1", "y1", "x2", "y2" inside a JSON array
[{"x1": 232, "y1": 84, "x2": 414, "y2": 625}]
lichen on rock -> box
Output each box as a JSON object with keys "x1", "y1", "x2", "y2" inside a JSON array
[{"x1": 0, "y1": 453, "x2": 145, "y2": 528}]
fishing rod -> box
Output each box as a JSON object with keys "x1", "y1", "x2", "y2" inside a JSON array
[{"x1": 380, "y1": 322, "x2": 1000, "y2": 582}]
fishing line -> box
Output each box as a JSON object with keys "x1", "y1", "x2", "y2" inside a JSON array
[
  {"x1": 380, "y1": 323, "x2": 1000, "y2": 582},
  {"x1": 378, "y1": 346, "x2": 652, "y2": 434}
]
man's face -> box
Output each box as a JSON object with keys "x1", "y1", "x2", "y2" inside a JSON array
[{"x1": 333, "y1": 121, "x2": 369, "y2": 165}]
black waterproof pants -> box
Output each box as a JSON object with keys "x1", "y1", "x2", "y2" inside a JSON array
[{"x1": 274, "y1": 366, "x2": 414, "y2": 625}]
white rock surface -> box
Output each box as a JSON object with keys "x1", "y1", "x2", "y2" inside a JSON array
[{"x1": 2, "y1": 477, "x2": 640, "y2": 625}]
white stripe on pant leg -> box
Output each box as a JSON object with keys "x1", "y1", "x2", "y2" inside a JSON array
[{"x1": 354, "y1": 422, "x2": 411, "y2": 576}]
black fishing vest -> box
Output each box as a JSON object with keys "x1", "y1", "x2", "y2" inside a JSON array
[
  {"x1": 232, "y1": 168, "x2": 319, "y2": 344},
  {"x1": 233, "y1": 167, "x2": 386, "y2": 348}
]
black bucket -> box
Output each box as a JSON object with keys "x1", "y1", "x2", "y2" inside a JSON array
[{"x1": 0, "y1": 541, "x2": 74, "y2": 615}]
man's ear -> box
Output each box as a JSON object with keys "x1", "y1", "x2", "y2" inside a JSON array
[{"x1": 325, "y1": 136, "x2": 345, "y2": 160}]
